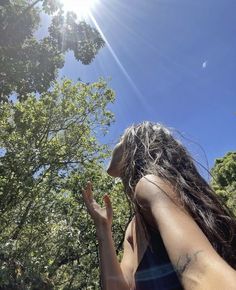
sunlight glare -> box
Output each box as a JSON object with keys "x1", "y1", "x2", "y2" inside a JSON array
[
  {"x1": 89, "y1": 13, "x2": 150, "y2": 111},
  {"x1": 62, "y1": 0, "x2": 99, "y2": 19}
]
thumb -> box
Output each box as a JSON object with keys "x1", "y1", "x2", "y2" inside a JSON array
[{"x1": 103, "y1": 194, "x2": 113, "y2": 220}]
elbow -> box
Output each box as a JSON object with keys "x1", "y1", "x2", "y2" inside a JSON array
[{"x1": 180, "y1": 258, "x2": 236, "y2": 290}]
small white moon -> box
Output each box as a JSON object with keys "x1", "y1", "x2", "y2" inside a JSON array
[{"x1": 202, "y1": 61, "x2": 207, "y2": 69}]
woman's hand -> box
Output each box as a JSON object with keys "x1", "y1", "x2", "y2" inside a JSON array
[{"x1": 82, "y1": 181, "x2": 113, "y2": 231}]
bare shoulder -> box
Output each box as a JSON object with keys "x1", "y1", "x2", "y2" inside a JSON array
[{"x1": 134, "y1": 174, "x2": 181, "y2": 207}]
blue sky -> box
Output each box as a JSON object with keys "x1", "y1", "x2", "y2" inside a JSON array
[{"x1": 41, "y1": 0, "x2": 236, "y2": 177}]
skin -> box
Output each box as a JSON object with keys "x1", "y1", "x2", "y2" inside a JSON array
[
  {"x1": 106, "y1": 141, "x2": 124, "y2": 177},
  {"x1": 82, "y1": 141, "x2": 236, "y2": 290}
]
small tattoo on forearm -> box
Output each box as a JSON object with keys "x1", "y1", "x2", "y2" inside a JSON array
[{"x1": 175, "y1": 250, "x2": 203, "y2": 276}]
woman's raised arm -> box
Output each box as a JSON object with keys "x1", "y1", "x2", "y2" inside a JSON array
[
  {"x1": 82, "y1": 181, "x2": 134, "y2": 290},
  {"x1": 135, "y1": 175, "x2": 236, "y2": 290}
]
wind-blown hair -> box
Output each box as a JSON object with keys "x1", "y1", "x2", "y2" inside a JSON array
[{"x1": 119, "y1": 121, "x2": 236, "y2": 268}]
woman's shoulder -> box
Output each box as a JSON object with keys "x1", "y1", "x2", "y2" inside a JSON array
[
  {"x1": 135, "y1": 174, "x2": 163, "y2": 189},
  {"x1": 134, "y1": 174, "x2": 181, "y2": 209}
]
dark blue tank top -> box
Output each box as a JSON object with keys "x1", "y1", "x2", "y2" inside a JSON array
[{"x1": 134, "y1": 226, "x2": 183, "y2": 290}]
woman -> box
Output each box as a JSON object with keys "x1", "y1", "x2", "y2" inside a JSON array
[{"x1": 82, "y1": 121, "x2": 236, "y2": 290}]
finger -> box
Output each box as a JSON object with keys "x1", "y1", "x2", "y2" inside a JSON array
[
  {"x1": 82, "y1": 181, "x2": 93, "y2": 203},
  {"x1": 82, "y1": 188, "x2": 92, "y2": 211},
  {"x1": 103, "y1": 194, "x2": 113, "y2": 220},
  {"x1": 85, "y1": 181, "x2": 93, "y2": 201},
  {"x1": 82, "y1": 183, "x2": 93, "y2": 207}
]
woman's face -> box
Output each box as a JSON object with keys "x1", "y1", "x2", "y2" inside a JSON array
[{"x1": 106, "y1": 141, "x2": 124, "y2": 177}]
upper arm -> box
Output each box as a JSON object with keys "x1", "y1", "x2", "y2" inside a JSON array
[
  {"x1": 120, "y1": 219, "x2": 135, "y2": 289},
  {"x1": 135, "y1": 175, "x2": 236, "y2": 290}
]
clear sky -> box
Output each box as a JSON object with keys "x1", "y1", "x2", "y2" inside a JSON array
[{"x1": 45, "y1": 0, "x2": 236, "y2": 177}]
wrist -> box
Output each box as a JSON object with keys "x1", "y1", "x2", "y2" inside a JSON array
[{"x1": 96, "y1": 224, "x2": 112, "y2": 239}]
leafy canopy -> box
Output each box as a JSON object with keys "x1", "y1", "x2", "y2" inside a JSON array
[
  {"x1": 0, "y1": 79, "x2": 131, "y2": 289},
  {"x1": 0, "y1": 0, "x2": 105, "y2": 101},
  {"x1": 211, "y1": 152, "x2": 236, "y2": 215}
]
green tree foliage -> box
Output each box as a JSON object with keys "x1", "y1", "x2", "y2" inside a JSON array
[
  {"x1": 211, "y1": 152, "x2": 236, "y2": 215},
  {"x1": 0, "y1": 79, "x2": 131, "y2": 289},
  {"x1": 0, "y1": 0, "x2": 105, "y2": 101}
]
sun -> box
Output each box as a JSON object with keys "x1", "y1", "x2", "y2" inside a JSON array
[{"x1": 62, "y1": 0, "x2": 99, "y2": 19}]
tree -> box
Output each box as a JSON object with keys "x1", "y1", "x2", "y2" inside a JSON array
[
  {"x1": 0, "y1": 2, "x2": 130, "y2": 288},
  {"x1": 0, "y1": 79, "x2": 131, "y2": 289},
  {"x1": 211, "y1": 152, "x2": 236, "y2": 215},
  {"x1": 0, "y1": 0, "x2": 105, "y2": 101}
]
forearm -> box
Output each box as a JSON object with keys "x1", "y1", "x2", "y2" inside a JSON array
[{"x1": 96, "y1": 227, "x2": 130, "y2": 290}]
